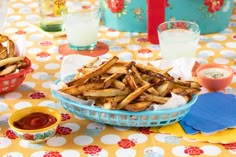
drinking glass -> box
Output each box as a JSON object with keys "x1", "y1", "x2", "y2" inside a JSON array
[
  {"x1": 157, "y1": 20, "x2": 200, "y2": 60},
  {"x1": 0, "y1": 0, "x2": 9, "y2": 33},
  {"x1": 62, "y1": 1, "x2": 101, "y2": 50}
]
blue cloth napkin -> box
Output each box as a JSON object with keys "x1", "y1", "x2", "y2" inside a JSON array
[
  {"x1": 180, "y1": 92, "x2": 236, "y2": 134},
  {"x1": 179, "y1": 120, "x2": 199, "y2": 134}
]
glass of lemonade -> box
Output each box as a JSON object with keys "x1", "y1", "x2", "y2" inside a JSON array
[
  {"x1": 157, "y1": 20, "x2": 200, "y2": 60},
  {"x1": 62, "y1": 1, "x2": 101, "y2": 50}
]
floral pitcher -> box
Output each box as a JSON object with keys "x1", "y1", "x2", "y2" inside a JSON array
[{"x1": 101, "y1": 0, "x2": 234, "y2": 34}]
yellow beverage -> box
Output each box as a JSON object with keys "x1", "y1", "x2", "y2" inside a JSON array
[{"x1": 159, "y1": 29, "x2": 199, "y2": 60}]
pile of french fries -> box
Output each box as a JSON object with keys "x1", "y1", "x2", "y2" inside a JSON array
[
  {"x1": 60, "y1": 56, "x2": 201, "y2": 112},
  {"x1": 0, "y1": 34, "x2": 28, "y2": 77}
]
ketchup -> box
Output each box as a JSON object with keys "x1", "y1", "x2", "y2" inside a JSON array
[{"x1": 13, "y1": 112, "x2": 57, "y2": 130}]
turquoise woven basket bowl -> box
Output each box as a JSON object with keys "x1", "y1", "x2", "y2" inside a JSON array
[
  {"x1": 101, "y1": 0, "x2": 234, "y2": 34},
  {"x1": 52, "y1": 79, "x2": 198, "y2": 127}
]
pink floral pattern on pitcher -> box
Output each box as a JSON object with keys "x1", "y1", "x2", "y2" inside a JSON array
[
  {"x1": 204, "y1": 0, "x2": 224, "y2": 13},
  {"x1": 167, "y1": 0, "x2": 228, "y2": 15},
  {"x1": 107, "y1": 0, "x2": 125, "y2": 13},
  {"x1": 105, "y1": 0, "x2": 145, "y2": 21}
]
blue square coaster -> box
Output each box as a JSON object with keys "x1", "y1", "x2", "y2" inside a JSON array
[{"x1": 181, "y1": 92, "x2": 236, "y2": 134}]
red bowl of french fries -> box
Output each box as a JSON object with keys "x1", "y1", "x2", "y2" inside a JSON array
[
  {"x1": 0, "y1": 34, "x2": 33, "y2": 94},
  {"x1": 52, "y1": 56, "x2": 200, "y2": 127}
]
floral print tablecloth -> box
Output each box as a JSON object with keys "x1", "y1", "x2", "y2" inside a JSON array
[{"x1": 0, "y1": 0, "x2": 236, "y2": 157}]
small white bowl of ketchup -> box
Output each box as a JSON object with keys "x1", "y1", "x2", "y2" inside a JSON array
[
  {"x1": 196, "y1": 63, "x2": 234, "y2": 91},
  {"x1": 8, "y1": 106, "x2": 61, "y2": 143}
]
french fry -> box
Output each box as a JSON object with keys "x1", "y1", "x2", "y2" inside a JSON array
[
  {"x1": 116, "y1": 84, "x2": 153, "y2": 109},
  {"x1": 103, "y1": 73, "x2": 123, "y2": 88},
  {"x1": 172, "y1": 87, "x2": 201, "y2": 96},
  {"x1": 106, "y1": 60, "x2": 134, "y2": 74},
  {"x1": 155, "y1": 81, "x2": 174, "y2": 97},
  {"x1": 83, "y1": 88, "x2": 131, "y2": 97},
  {"x1": 0, "y1": 35, "x2": 8, "y2": 42},
  {"x1": 106, "y1": 65, "x2": 128, "y2": 74},
  {"x1": 75, "y1": 57, "x2": 99, "y2": 78},
  {"x1": 0, "y1": 47, "x2": 7, "y2": 60},
  {"x1": 16, "y1": 61, "x2": 28, "y2": 69},
  {"x1": 102, "y1": 95, "x2": 127, "y2": 110},
  {"x1": 68, "y1": 56, "x2": 119, "y2": 86},
  {"x1": 124, "y1": 74, "x2": 138, "y2": 90},
  {"x1": 171, "y1": 88, "x2": 186, "y2": 95},
  {"x1": 185, "y1": 88, "x2": 201, "y2": 95},
  {"x1": 131, "y1": 64, "x2": 160, "y2": 95},
  {"x1": 111, "y1": 80, "x2": 126, "y2": 90},
  {"x1": 124, "y1": 101, "x2": 152, "y2": 112},
  {"x1": 104, "y1": 95, "x2": 127, "y2": 103},
  {"x1": 0, "y1": 56, "x2": 24, "y2": 68},
  {"x1": 60, "y1": 81, "x2": 104, "y2": 96},
  {"x1": 175, "y1": 80, "x2": 201, "y2": 88},
  {"x1": 135, "y1": 63, "x2": 173, "y2": 81},
  {"x1": 138, "y1": 94, "x2": 170, "y2": 104},
  {"x1": 0, "y1": 64, "x2": 17, "y2": 76}
]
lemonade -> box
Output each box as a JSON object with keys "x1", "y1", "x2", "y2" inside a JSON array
[
  {"x1": 62, "y1": 2, "x2": 101, "y2": 51},
  {"x1": 158, "y1": 21, "x2": 200, "y2": 60},
  {"x1": 64, "y1": 12, "x2": 100, "y2": 50},
  {"x1": 158, "y1": 29, "x2": 199, "y2": 59}
]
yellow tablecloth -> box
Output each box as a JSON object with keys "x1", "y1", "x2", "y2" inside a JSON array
[{"x1": 0, "y1": 0, "x2": 236, "y2": 157}]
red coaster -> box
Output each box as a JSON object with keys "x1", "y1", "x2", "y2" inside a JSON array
[{"x1": 58, "y1": 42, "x2": 109, "y2": 57}]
